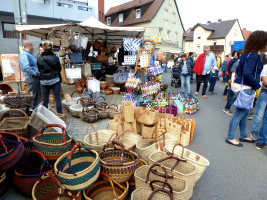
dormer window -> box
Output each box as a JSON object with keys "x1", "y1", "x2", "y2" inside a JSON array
[
  {"x1": 119, "y1": 13, "x2": 123, "y2": 22},
  {"x1": 136, "y1": 9, "x2": 141, "y2": 19},
  {"x1": 107, "y1": 17, "x2": 111, "y2": 25}
]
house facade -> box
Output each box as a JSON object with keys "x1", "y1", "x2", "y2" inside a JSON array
[
  {"x1": 184, "y1": 19, "x2": 244, "y2": 57},
  {"x1": 105, "y1": 0, "x2": 185, "y2": 53}
]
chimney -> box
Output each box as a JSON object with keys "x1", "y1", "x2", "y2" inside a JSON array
[
  {"x1": 207, "y1": 21, "x2": 211, "y2": 24},
  {"x1": 218, "y1": 19, "x2": 222, "y2": 22}
]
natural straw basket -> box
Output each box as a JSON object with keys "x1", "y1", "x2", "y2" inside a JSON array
[
  {"x1": 122, "y1": 101, "x2": 135, "y2": 123},
  {"x1": 99, "y1": 77, "x2": 108, "y2": 90},
  {"x1": 111, "y1": 84, "x2": 120, "y2": 95},
  {"x1": 129, "y1": 159, "x2": 147, "y2": 190},
  {"x1": 83, "y1": 125, "x2": 117, "y2": 153},
  {"x1": 114, "y1": 130, "x2": 143, "y2": 151},
  {"x1": 108, "y1": 104, "x2": 120, "y2": 119},
  {"x1": 97, "y1": 107, "x2": 109, "y2": 119},
  {"x1": 164, "y1": 144, "x2": 210, "y2": 183},
  {"x1": 83, "y1": 172, "x2": 129, "y2": 200},
  {"x1": 54, "y1": 143, "x2": 101, "y2": 192}
]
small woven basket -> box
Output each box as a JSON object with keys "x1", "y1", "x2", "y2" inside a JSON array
[
  {"x1": 97, "y1": 107, "x2": 109, "y2": 119},
  {"x1": 114, "y1": 130, "x2": 143, "y2": 151},
  {"x1": 99, "y1": 77, "x2": 108, "y2": 90},
  {"x1": 108, "y1": 104, "x2": 120, "y2": 119},
  {"x1": 79, "y1": 107, "x2": 100, "y2": 123},
  {"x1": 69, "y1": 101, "x2": 84, "y2": 118}
]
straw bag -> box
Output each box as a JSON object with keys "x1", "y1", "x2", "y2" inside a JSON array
[
  {"x1": 114, "y1": 130, "x2": 143, "y2": 151},
  {"x1": 83, "y1": 125, "x2": 117, "y2": 153},
  {"x1": 134, "y1": 164, "x2": 192, "y2": 200},
  {"x1": 123, "y1": 120, "x2": 137, "y2": 133},
  {"x1": 0, "y1": 109, "x2": 29, "y2": 138},
  {"x1": 99, "y1": 141, "x2": 140, "y2": 183},
  {"x1": 80, "y1": 107, "x2": 100, "y2": 123},
  {"x1": 83, "y1": 172, "x2": 129, "y2": 200},
  {"x1": 108, "y1": 104, "x2": 120, "y2": 119},
  {"x1": 32, "y1": 172, "x2": 82, "y2": 200},
  {"x1": 122, "y1": 101, "x2": 135, "y2": 123},
  {"x1": 141, "y1": 124, "x2": 156, "y2": 139},
  {"x1": 55, "y1": 143, "x2": 101, "y2": 191},
  {"x1": 148, "y1": 147, "x2": 197, "y2": 192},
  {"x1": 165, "y1": 145, "x2": 210, "y2": 183},
  {"x1": 180, "y1": 122, "x2": 191, "y2": 147},
  {"x1": 0, "y1": 172, "x2": 7, "y2": 196},
  {"x1": 136, "y1": 108, "x2": 159, "y2": 125},
  {"x1": 33, "y1": 124, "x2": 72, "y2": 161},
  {"x1": 13, "y1": 150, "x2": 53, "y2": 197},
  {"x1": 165, "y1": 120, "x2": 182, "y2": 143},
  {"x1": 109, "y1": 118, "x2": 124, "y2": 135},
  {"x1": 129, "y1": 159, "x2": 147, "y2": 190},
  {"x1": 0, "y1": 132, "x2": 25, "y2": 171},
  {"x1": 49, "y1": 108, "x2": 66, "y2": 122}
]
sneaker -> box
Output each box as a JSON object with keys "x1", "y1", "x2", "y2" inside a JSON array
[
  {"x1": 222, "y1": 95, "x2": 227, "y2": 99},
  {"x1": 202, "y1": 95, "x2": 207, "y2": 99},
  {"x1": 248, "y1": 114, "x2": 253, "y2": 120},
  {"x1": 208, "y1": 92, "x2": 213, "y2": 95},
  {"x1": 255, "y1": 142, "x2": 266, "y2": 150},
  {"x1": 195, "y1": 92, "x2": 198, "y2": 96},
  {"x1": 250, "y1": 131, "x2": 258, "y2": 140},
  {"x1": 223, "y1": 108, "x2": 234, "y2": 116}
]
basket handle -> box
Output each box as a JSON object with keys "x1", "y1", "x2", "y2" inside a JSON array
[
  {"x1": 146, "y1": 163, "x2": 173, "y2": 183},
  {"x1": 188, "y1": 145, "x2": 204, "y2": 161},
  {"x1": 0, "y1": 108, "x2": 29, "y2": 121},
  {"x1": 71, "y1": 91, "x2": 81, "y2": 97},
  {"x1": 0, "y1": 134, "x2": 8, "y2": 153},
  {"x1": 99, "y1": 77, "x2": 107, "y2": 82},
  {"x1": 96, "y1": 95, "x2": 106, "y2": 102},
  {"x1": 148, "y1": 184, "x2": 173, "y2": 200},
  {"x1": 48, "y1": 173, "x2": 62, "y2": 187},
  {"x1": 155, "y1": 151, "x2": 187, "y2": 171},
  {"x1": 86, "y1": 125, "x2": 99, "y2": 145},
  {"x1": 49, "y1": 108, "x2": 57, "y2": 114},
  {"x1": 115, "y1": 122, "x2": 124, "y2": 134},
  {"x1": 171, "y1": 143, "x2": 185, "y2": 159}
]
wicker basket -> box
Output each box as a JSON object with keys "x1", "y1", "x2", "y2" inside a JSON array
[
  {"x1": 106, "y1": 75, "x2": 114, "y2": 87},
  {"x1": 97, "y1": 107, "x2": 109, "y2": 119},
  {"x1": 99, "y1": 141, "x2": 140, "y2": 183},
  {"x1": 141, "y1": 124, "x2": 156, "y2": 139},
  {"x1": 102, "y1": 87, "x2": 113, "y2": 95},
  {"x1": 62, "y1": 97, "x2": 80, "y2": 111},
  {"x1": 33, "y1": 124, "x2": 72, "y2": 161},
  {"x1": 111, "y1": 86, "x2": 120, "y2": 95},
  {"x1": 69, "y1": 102, "x2": 83, "y2": 118},
  {"x1": 4, "y1": 92, "x2": 33, "y2": 108},
  {"x1": 83, "y1": 125, "x2": 117, "y2": 153},
  {"x1": 80, "y1": 94, "x2": 95, "y2": 107},
  {"x1": 49, "y1": 108, "x2": 66, "y2": 122},
  {"x1": 80, "y1": 107, "x2": 100, "y2": 123},
  {"x1": 122, "y1": 101, "x2": 135, "y2": 123},
  {"x1": 0, "y1": 172, "x2": 8, "y2": 196},
  {"x1": 32, "y1": 173, "x2": 82, "y2": 200},
  {"x1": 108, "y1": 104, "x2": 120, "y2": 119},
  {"x1": 20, "y1": 136, "x2": 34, "y2": 154},
  {"x1": 96, "y1": 96, "x2": 108, "y2": 110},
  {"x1": 13, "y1": 150, "x2": 53, "y2": 197},
  {"x1": 129, "y1": 159, "x2": 147, "y2": 190},
  {"x1": 54, "y1": 143, "x2": 101, "y2": 192},
  {"x1": 99, "y1": 77, "x2": 108, "y2": 90},
  {"x1": 0, "y1": 109, "x2": 29, "y2": 138},
  {"x1": 114, "y1": 130, "x2": 143, "y2": 151}
]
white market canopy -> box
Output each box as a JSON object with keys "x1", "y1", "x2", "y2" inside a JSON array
[{"x1": 16, "y1": 17, "x2": 145, "y2": 45}]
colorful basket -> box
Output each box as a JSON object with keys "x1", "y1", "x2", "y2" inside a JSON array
[
  {"x1": 13, "y1": 150, "x2": 53, "y2": 196},
  {"x1": 33, "y1": 124, "x2": 72, "y2": 161},
  {"x1": 54, "y1": 143, "x2": 101, "y2": 192},
  {"x1": 83, "y1": 172, "x2": 129, "y2": 200},
  {"x1": 99, "y1": 141, "x2": 140, "y2": 183},
  {"x1": 32, "y1": 172, "x2": 82, "y2": 200},
  {"x1": 0, "y1": 131, "x2": 25, "y2": 171}
]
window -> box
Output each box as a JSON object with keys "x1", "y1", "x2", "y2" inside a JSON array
[
  {"x1": 196, "y1": 45, "x2": 201, "y2": 50},
  {"x1": 107, "y1": 17, "x2": 111, "y2": 25},
  {"x1": 136, "y1": 9, "x2": 141, "y2": 18},
  {"x1": 172, "y1": 13, "x2": 176, "y2": 23},
  {"x1": 78, "y1": 6, "x2": 89, "y2": 11},
  {"x1": 159, "y1": 28, "x2": 163, "y2": 37},
  {"x1": 119, "y1": 13, "x2": 123, "y2": 22},
  {"x1": 167, "y1": 30, "x2": 171, "y2": 40},
  {"x1": 190, "y1": 43, "x2": 193, "y2": 48},
  {"x1": 99, "y1": 11, "x2": 101, "y2": 21},
  {"x1": 164, "y1": 10, "x2": 168, "y2": 20},
  {"x1": 213, "y1": 41, "x2": 217, "y2": 45},
  {"x1": 56, "y1": 2, "x2": 73, "y2": 8},
  {"x1": 197, "y1": 34, "x2": 201, "y2": 40},
  {"x1": 2, "y1": 23, "x2": 17, "y2": 39},
  {"x1": 174, "y1": 32, "x2": 178, "y2": 41},
  {"x1": 102, "y1": 13, "x2": 104, "y2": 22},
  {"x1": 74, "y1": 1, "x2": 87, "y2": 6}
]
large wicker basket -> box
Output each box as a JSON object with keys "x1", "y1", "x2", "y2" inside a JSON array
[
  {"x1": 4, "y1": 92, "x2": 33, "y2": 108},
  {"x1": 79, "y1": 107, "x2": 100, "y2": 123}
]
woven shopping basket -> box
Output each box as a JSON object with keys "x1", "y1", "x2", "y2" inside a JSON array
[
  {"x1": 108, "y1": 104, "x2": 120, "y2": 119},
  {"x1": 0, "y1": 131, "x2": 25, "y2": 171},
  {"x1": 13, "y1": 150, "x2": 53, "y2": 196},
  {"x1": 114, "y1": 129, "x2": 143, "y2": 151},
  {"x1": 32, "y1": 172, "x2": 81, "y2": 200},
  {"x1": 4, "y1": 91, "x2": 33, "y2": 108},
  {"x1": 99, "y1": 141, "x2": 140, "y2": 183},
  {"x1": 165, "y1": 144, "x2": 210, "y2": 183},
  {"x1": 83, "y1": 172, "x2": 129, "y2": 200},
  {"x1": 80, "y1": 107, "x2": 100, "y2": 123},
  {"x1": 0, "y1": 172, "x2": 7, "y2": 196},
  {"x1": 20, "y1": 136, "x2": 34, "y2": 154},
  {"x1": 33, "y1": 124, "x2": 72, "y2": 161},
  {"x1": 122, "y1": 101, "x2": 135, "y2": 123},
  {"x1": 0, "y1": 109, "x2": 29, "y2": 138},
  {"x1": 54, "y1": 143, "x2": 100, "y2": 192},
  {"x1": 83, "y1": 125, "x2": 117, "y2": 153},
  {"x1": 62, "y1": 91, "x2": 81, "y2": 111},
  {"x1": 131, "y1": 180, "x2": 177, "y2": 200},
  {"x1": 69, "y1": 99, "x2": 86, "y2": 118},
  {"x1": 95, "y1": 96, "x2": 108, "y2": 109},
  {"x1": 134, "y1": 163, "x2": 192, "y2": 200},
  {"x1": 128, "y1": 159, "x2": 147, "y2": 190}
]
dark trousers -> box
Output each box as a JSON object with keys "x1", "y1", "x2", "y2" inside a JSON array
[
  {"x1": 225, "y1": 89, "x2": 236, "y2": 110},
  {"x1": 41, "y1": 81, "x2": 63, "y2": 113},
  {"x1": 208, "y1": 76, "x2": 217, "y2": 92},
  {"x1": 26, "y1": 77, "x2": 41, "y2": 108},
  {"x1": 196, "y1": 74, "x2": 210, "y2": 96}
]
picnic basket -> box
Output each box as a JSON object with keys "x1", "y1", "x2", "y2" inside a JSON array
[
  {"x1": 54, "y1": 143, "x2": 101, "y2": 191},
  {"x1": 0, "y1": 109, "x2": 29, "y2": 138},
  {"x1": 99, "y1": 141, "x2": 140, "y2": 183},
  {"x1": 33, "y1": 124, "x2": 72, "y2": 161}
]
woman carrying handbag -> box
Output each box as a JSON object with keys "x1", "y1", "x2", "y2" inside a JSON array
[
  {"x1": 37, "y1": 41, "x2": 63, "y2": 113},
  {"x1": 226, "y1": 31, "x2": 267, "y2": 147}
]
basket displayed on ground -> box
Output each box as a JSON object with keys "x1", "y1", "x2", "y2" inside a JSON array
[
  {"x1": 32, "y1": 172, "x2": 82, "y2": 200},
  {"x1": 134, "y1": 164, "x2": 192, "y2": 200},
  {"x1": 20, "y1": 136, "x2": 34, "y2": 154},
  {"x1": 49, "y1": 108, "x2": 66, "y2": 122},
  {"x1": 122, "y1": 101, "x2": 135, "y2": 123},
  {"x1": 111, "y1": 86, "x2": 120, "y2": 94},
  {"x1": 165, "y1": 144, "x2": 210, "y2": 182},
  {"x1": 99, "y1": 141, "x2": 140, "y2": 183},
  {"x1": 0, "y1": 132, "x2": 25, "y2": 171},
  {"x1": 62, "y1": 91, "x2": 81, "y2": 111},
  {"x1": 97, "y1": 107, "x2": 109, "y2": 119},
  {"x1": 13, "y1": 150, "x2": 53, "y2": 196},
  {"x1": 80, "y1": 107, "x2": 100, "y2": 123},
  {"x1": 129, "y1": 159, "x2": 147, "y2": 190},
  {"x1": 33, "y1": 124, "x2": 72, "y2": 161},
  {"x1": 80, "y1": 94, "x2": 95, "y2": 107},
  {"x1": 69, "y1": 100, "x2": 84, "y2": 118},
  {"x1": 108, "y1": 104, "x2": 120, "y2": 119},
  {"x1": 83, "y1": 125, "x2": 117, "y2": 153},
  {"x1": 96, "y1": 96, "x2": 108, "y2": 109},
  {"x1": 99, "y1": 77, "x2": 108, "y2": 90},
  {"x1": 102, "y1": 87, "x2": 113, "y2": 95},
  {"x1": 54, "y1": 143, "x2": 101, "y2": 192},
  {"x1": 136, "y1": 138, "x2": 160, "y2": 163},
  {"x1": 0, "y1": 172, "x2": 7, "y2": 196},
  {"x1": 114, "y1": 130, "x2": 143, "y2": 151},
  {"x1": 4, "y1": 92, "x2": 33, "y2": 108},
  {"x1": 83, "y1": 172, "x2": 129, "y2": 200},
  {"x1": 0, "y1": 109, "x2": 29, "y2": 138}
]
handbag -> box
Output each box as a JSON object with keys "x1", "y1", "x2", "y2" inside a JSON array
[
  {"x1": 70, "y1": 52, "x2": 83, "y2": 64},
  {"x1": 82, "y1": 62, "x2": 92, "y2": 77},
  {"x1": 123, "y1": 52, "x2": 137, "y2": 65},
  {"x1": 125, "y1": 75, "x2": 141, "y2": 89},
  {"x1": 65, "y1": 67, "x2": 82, "y2": 79},
  {"x1": 91, "y1": 63, "x2": 102, "y2": 71}
]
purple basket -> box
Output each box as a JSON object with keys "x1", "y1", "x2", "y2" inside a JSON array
[{"x1": 165, "y1": 105, "x2": 178, "y2": 116}]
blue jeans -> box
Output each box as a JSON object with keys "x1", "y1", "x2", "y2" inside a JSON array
[
  {"x1": 208, "y1": 76, "x2": 217, "y2": 92},
  {"x1": 41, "y1": 81, "x2": 63, "y2": 113},
  {"x1": 258, "y1": 106, "x2": 267, "y2": 144},
  {"x1": 227, "y1": 89, "x2": 254, "y2": 140},
  {"x1": 162, "y1": 64, "x2": 168, "y2": 73},
  {"x1": 26, "y1": 77, "x2": 41, "y2": 108},
  {"x1": 225, "y1": 89, "x2": 236, "y2": 110},
  {"x1": 180, "y1": 74, "x2": 191, "y2": 94},
  {"x1": 251, "y1": 92, "x2": 267, "y2": 134}
]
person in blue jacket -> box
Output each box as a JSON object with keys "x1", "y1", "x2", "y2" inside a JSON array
[
  {"x1": 178, "y1": 54, "x2": 194, "y2": 95},
  {"x1": 226, "y1": 30, "x2": 267, "y2": 147}
]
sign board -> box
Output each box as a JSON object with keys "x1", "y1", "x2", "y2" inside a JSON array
[
  {"x1": 0, "y1": 54, "x2": 25, "y2": 83},
  {"x1": 14, "y1": 0, "x2": 27, "y2": 25}
]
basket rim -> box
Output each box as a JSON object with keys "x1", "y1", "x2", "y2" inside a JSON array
[
  {"x1": 0, "y1": 117, "x2": 28, "y2": 130},
  {"x1": 32, "y1": 132, "x2": 72, "y2": 147},
  {"x1": 83, "y1": 130, "x2": 116, "y2": 147}
]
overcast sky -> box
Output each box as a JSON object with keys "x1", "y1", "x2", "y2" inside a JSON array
[{"x1": 105, "y1": 0, "x2": 267, "y2": 31}]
